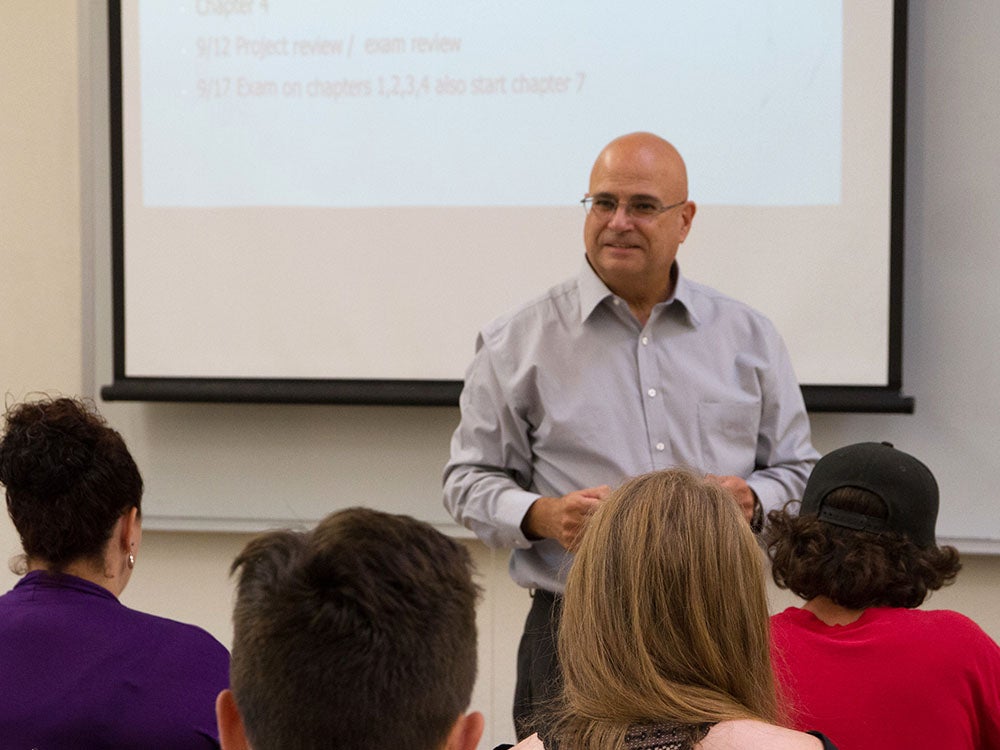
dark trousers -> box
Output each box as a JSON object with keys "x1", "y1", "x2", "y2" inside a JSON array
[{"x1": 513, "y1": 589, "x2": 563, "y2": 740}]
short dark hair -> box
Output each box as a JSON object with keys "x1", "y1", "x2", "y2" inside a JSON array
[
  {"x1": 0, "y1": 396, "x2": 143, "y2": 569},
  {"x1": 228, "y1": 507, "x2": 480, "y2": 750},
  {"x1": 765, "y1": 487, "x2": 961, "y2": 609}
]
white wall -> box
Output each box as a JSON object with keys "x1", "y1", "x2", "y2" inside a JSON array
[
  {"x1": 2, "y1": 3, "x2": 999, "y2": 749},
  {"x1": 1, "y1": 1, "x2": 84, "y2": 595}
]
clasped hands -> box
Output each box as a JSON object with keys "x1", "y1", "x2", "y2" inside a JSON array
[{"x1": 521, "y1": 475, "x2": 755, "y2": 551}]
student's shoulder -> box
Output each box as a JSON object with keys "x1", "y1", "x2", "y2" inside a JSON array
[
  {"x1": 493, "y1": 733, "x2": 545, "y2": 750},
  {"x1": 874, "y1": 607, "x2": 996, "y2": 646},
  {"x1": 698, "y1": 720, "x2": 830, "y2": 750},
  {"x1": 127, "y1": 606, "x2": 230, "y2": 659}
]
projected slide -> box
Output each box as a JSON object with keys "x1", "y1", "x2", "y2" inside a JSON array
[
  {"x1": 113, "y1": 1, "x2": 899, "y2": 391},
  {"x1": 139, "y1": 1, "x2": 841, "y2": 207}
]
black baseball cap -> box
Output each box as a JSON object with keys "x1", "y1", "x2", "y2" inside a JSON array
[{"x1": 800, "y1": 442, "x2": 939, "y2": 547}]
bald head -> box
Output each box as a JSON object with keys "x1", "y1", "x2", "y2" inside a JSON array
[{"x1": 589, "y1": 132, "x2": 689, "y2": 199}]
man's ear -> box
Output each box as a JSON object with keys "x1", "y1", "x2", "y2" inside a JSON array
[
  {"x1": 444, "y1": 710, "x2": 485, "y2": 750},
  {"x1": 678, "y1": 200, "x2": 697, "y2": 241},
  {"x1": 216, "y1": 689, "x2": 252, "y2": 750}
]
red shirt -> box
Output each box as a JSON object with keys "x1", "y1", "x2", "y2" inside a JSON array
[{"x1": 771, "y1": 606, "x2": 1000, "y2": 750}]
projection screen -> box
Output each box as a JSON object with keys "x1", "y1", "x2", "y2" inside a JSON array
[{"x1": 102, "y1": 0, "x2": 911, "y2": 412}]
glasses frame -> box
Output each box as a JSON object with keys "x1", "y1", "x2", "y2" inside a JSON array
[{"x1": 580, "y1": 195, "x2": 688, "y2": 220}]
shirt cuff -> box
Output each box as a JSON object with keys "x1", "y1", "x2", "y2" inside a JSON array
[{"x1": 497, "y1": 488, "x2": 545, "y2": 549}]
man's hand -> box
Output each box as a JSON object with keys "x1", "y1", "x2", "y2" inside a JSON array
[
  {"x1": 521, "y1": 485, "x2": 611, "y2": 551},
  {"x1": 706, "y1": 474, "x2": 756, "y2": 524}
]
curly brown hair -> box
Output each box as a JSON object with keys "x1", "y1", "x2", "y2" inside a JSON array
[
  {"x1": 765, "y1": 487, "x2": 961, "y2": 609},
  {"x1": 0, "y1": 397, "x2": 142, "y2": 569}
]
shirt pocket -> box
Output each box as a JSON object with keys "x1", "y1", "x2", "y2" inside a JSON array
[{"x1": 696, "y1": 400, "x2": 760, "y2": 475}]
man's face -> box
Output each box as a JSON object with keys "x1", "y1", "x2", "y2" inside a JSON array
[{"x1": 584, "y1": 136, "x2": 694, "y2": 299}]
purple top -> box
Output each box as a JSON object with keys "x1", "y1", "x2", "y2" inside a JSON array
[{"x1": 0, "y1": 570, "x2": 230, "y2": 749}]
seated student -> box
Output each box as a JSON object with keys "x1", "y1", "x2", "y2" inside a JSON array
[
  {"x1": 503, "y1": 469, "x2": 835, "y2": 750},
  {"x1": 766, "y1": 441, "x2": 1000, "y2": 749},
  {"x1": 216, "y1": 506, "x2": 484, "y2": 750},
  {"x1": 0, "y1": 396, "x2": 229, "y2": 749}
]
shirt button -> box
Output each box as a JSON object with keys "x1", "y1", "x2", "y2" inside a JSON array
[
  {"x1": 647, "y1": 388, "x2": 657, "y2": 397},
  {"x1": 613, "y1": 299, "x2": 621, "y2": 306},
  {"x1": 641, "y1": 336, "x2": 649, "y2": 345},
  {"x1": 656, "y1": 442, "x2": 665, "y2": 451}
]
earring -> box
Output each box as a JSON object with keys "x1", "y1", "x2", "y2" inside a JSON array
[{"x1": 127, "y1": 553, "x2": 135, "y2": 569}]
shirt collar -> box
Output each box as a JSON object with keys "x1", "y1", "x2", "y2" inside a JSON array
[
  {"x1": 576, "y1": 258, "x2": 701, "y2": 327},
  {"x1": 16, "y1": 569, "x2": 120, "y2": 602},
  {"x1": 670, "y1": 268, "x2": 702, "y2": 326},
  {"x1": 577, "y1": 257, "x2": 614, "y2": 322}
]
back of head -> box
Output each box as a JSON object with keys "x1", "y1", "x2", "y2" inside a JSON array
[
  {"x1": 766, "y1": 442, "x2": 960, "y2": 608},
  {"x1": 800, "y1": 441, "x2": 940, "y2": 545},
  {"x1": 555, "y1": 469, "x2": 777, "y2": 748},
  {"x1": 0, "y1": 396, "x2": 143, "y2": 569},
  {"x1": 228, "y1": 507, "x2": 479, "y2": 750}
]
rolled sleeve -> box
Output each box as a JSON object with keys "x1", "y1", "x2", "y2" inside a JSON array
[
  {"x1": 443, "y1": 339, "x2": 541, "y2": 549},
  {"x1": 746, "y1": 326, "x2": 819, "y2": 514}
]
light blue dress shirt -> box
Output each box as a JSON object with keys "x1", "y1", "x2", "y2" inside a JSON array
[{"x1": 444, "y1": 261, "x2": 818, "y2": 592}]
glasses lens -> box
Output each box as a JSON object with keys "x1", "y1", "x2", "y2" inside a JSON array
[
  {"x1": 629, "y1": 201, "x2": 662, "y2": 218},
  {"x1": 585, "y1": 198, "x2": 616, "y2": 216}
]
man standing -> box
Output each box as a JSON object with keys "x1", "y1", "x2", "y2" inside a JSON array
[{"x1": 443, "y1": 132, "x2": 818, "y2": 736}]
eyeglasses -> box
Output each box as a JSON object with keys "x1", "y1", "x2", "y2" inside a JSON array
[{"x1": 580, "y1": 195, "x2": 687, "y2": 220}]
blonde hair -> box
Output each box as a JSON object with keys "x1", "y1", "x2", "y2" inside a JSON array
[{"x1": 553, "y1": 469, "x2": 778, "y2": 748}]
